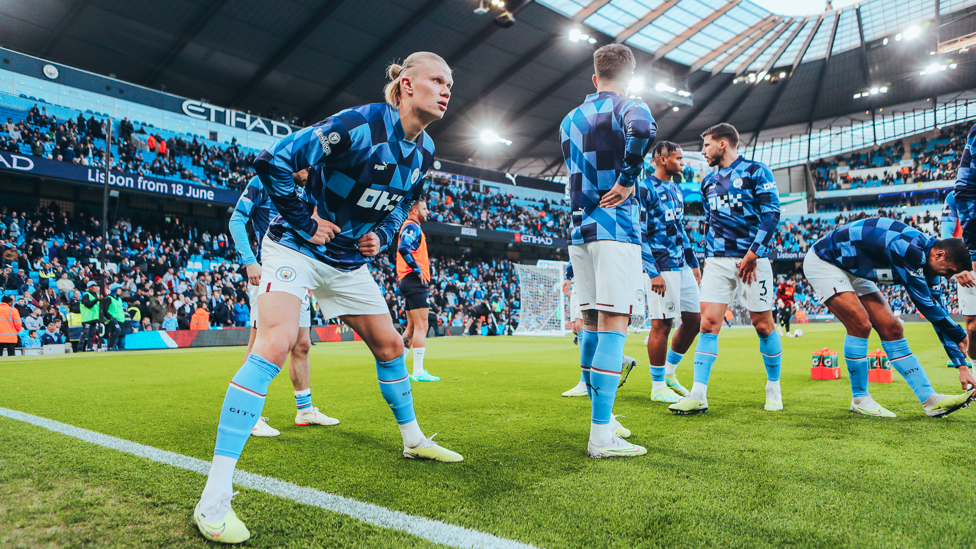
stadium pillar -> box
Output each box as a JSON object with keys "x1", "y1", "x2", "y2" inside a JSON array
[
  {"x1": 101, "y1": 118, "x2": 112, "y2": 296},
  {"x1": 871, "y1": 108, "x2": 877, "y2": 146}
]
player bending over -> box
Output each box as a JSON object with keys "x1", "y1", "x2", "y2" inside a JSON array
[
  {"x1": 670, "y1": 123, "x2": 783, "y2": 415},
  {"x1": 941, "y1": 190, "x2": 976, "y2": 360},
  {"x1": 803, "y1": 218, "x2": 976, "y2": 417},
  {"x1": 229, "y1": 169, "x2": 338, "y2": 437},
  {"x1": 194, "y1": 52, "x2": 461, "y2": 545},
  {"x1": 397, "y1": 199, "x2": 440, "y2": 381},
  {"x1": 637, "y1": 141, "x2": 701, "y2": 404},
  {"x1": 560, "y1": 44, "x2": 655, "y2": 457},
  {"x1": 562, "y1": 262, "x2": 638, "y2": 399}
]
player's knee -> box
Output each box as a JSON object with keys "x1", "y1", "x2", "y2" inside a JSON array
[
  {"x1": 845, "y1": 317, "x2": 872, "y2": 339},
  {"x1": 752, "y1": 317, "x2": 774, "y2": 337},
  {"x1": 291, "y1": 336, "x2": 311, "y2": 357},
  {"x1": 255, "y1": 337, "x2": 292, "y2": 364},
  {"x1": 682, "y1": 313, "x2": 702, "y2": 331},
  {"x1": 651, "y1": 319, "x2": 673, "y2": 334},
  {"x1": 699, "y1": 316, "x2": 721, "y2": 334},
  {"x1": 966, "y1": 316, "x2": 976, "y2": 335},
  {"x1": 876, "y1": 319, "x2": 903, "y2": 341},
  {"x1": 374, "y1": 333, "x2": 406, "y2": 363}
]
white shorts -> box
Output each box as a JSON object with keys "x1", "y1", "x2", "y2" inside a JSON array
[
  {"x1": 802, "y1": 251, "x2": 880, "y2": 304},
  {"x1": 569, "y1": 240, "x2": 643, "y2": 315},
  {"x1": 569, "y1": 284, "x2": 582, "y2": 321},
  {"x1": 249, "y1": 282, "x2": 311, "y2": 328},
  {"x1": 259, "y1": 238, "x2": 389, "y2": 320},
  {"x1": 700, "y1": 256, "x2": 774, "y2": 312},
  {"x1": 646, "y1": 268, "x2": 701, "y2": 320},
  {"x1": 958, "y1": 280, "x2": 976, "y2": 316}
]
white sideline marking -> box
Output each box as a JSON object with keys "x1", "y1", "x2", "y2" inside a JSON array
[{"x1": 0, "y1": 407, "x2": 539, "y2": 549}]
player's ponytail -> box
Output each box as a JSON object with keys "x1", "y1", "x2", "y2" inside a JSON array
[{"x1": 384, "y1": 52, "x2": 450, "y2": 107}]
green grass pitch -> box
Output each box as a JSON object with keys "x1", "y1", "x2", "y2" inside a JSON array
[{"x1": 2, "y1": 322, "x2": 975, "y2": 548}]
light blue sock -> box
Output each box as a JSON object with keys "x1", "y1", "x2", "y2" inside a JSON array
[
  {"x1": 377, "y1": 354, "x2": 416, "y2": 425},
  {"x1": 881, "y1": 338, "x2": 935, "y2": 403},
  {"x1": 590, "y1": 331, "x2": 626, "y2": 425},
  {"x1": 665, "y1": 349, "x2": 684, "y2": 374},
  {"x1": 579, "y1": 329, "x2": 598, "y2": 398},
  {"x1": 759, "y1": 331, "x2": 783, "y2": 382},
  {"x1": 215, "y1": 353, "x2": 280, "y2": 458},
  {"x1": 844, "y1": 335, "x2": 870, "y2": 398},
  {"x1": 693, "y1": 333, "x2": 719, "y2": 386},
  {"x1": 650, "y1": 366, "x2": 665, "y2": 382},
  {"x1": 295, "y1": 388, "x2": 312, "y2": 412}
]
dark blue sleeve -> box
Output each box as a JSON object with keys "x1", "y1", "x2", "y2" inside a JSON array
[
  {"x1": 750, "y1": 165, "x2": 781, "y2": 257},
  {"x1": 893, "y1": 242, "x2": 967, "y2": 365},
  {"x1": 618, "y1": 101, "x2": 656, "y2": 188}
]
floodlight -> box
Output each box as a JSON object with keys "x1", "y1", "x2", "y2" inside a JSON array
[
  {"x1": 905, "y1": 26, "x2": 920, "y2": 40},
  {"x1": 481, "y1": 130, "x2": 512, "y2": 146}
]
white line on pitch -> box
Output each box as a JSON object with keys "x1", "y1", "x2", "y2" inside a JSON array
[{"x1": 0, "y1": 407, "x2": 539, "y2": 549}]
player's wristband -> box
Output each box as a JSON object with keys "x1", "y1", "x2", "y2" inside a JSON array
[{"x1": 948, "y1": 359, "x2": 972, "y2": 368}]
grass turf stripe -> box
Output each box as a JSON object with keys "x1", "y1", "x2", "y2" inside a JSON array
[{"x1": 0, "y1": 406, "x2": 539, "y2": 549}]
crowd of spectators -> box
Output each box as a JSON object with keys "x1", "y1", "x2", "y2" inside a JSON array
[
  {"x1": 838, "y1": 141, "x2": 906, "y2": 170},
  {"x1": 0, "y1": 104, "x2": 257, "y2": 189},
  {"x1": 810, "y1": 120, "x2": 975, "y2": 192},
  {"x1": 685, "y1": 207, "x2": 942, "y2": 256},
  {"x1": 427, "y1": 177, "x2": 570, "y2": 239},
  {"x1": 910, "y1": 121, "x2": 972, "y2": 183}
]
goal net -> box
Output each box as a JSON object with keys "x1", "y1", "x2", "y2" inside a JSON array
[
  {"x1": 514, "y1": 261, "x2": 569, "y2": 336},
  {"x1": 514, "y1": 260, "x2": 650, "y2": 336}
]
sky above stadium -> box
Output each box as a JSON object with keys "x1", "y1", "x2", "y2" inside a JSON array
[{"x1": 751, "y1": 0, "x2": 859, "y2": 16}]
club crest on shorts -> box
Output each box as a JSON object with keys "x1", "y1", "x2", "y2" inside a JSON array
[
  {"x1": 666, "y1": 302, "x2": 675, "y2": 312},
  {"x1": 275, "y1": 266, "x2": 297, "y2": 282},
  {"x1": 636, "y1": 289, "x2": 645, "y2": 305},
  {"x1": 835, "y1": 276, "x2": 845, "y2": 284}
]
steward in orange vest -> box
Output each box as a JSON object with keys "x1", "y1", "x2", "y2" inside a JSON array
[
  {"x1": 190, "y1": 304, "x2": 210, "y2": 331},
  {"x1": 0, "y1": 295, "x2": 23, "y2": 356}
]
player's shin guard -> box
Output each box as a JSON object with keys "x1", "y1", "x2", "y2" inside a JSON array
[
  {"x1": 693, "y1": 333, "x2": 719, "y2": 386},
  {"x1": 844, "y1": 335, "x2": 870, "y2": 398},
  {"x1": 580, "y1": 329, "x2": 598, "y2": 399},
  {"x1": 377, "y1": 354, "x2": 417, "y2": 425},
  {"x1": 590, "y1": 331, "x2": 626, "y2": 425},
  {"x1": 759, "y1": 332, "x2": 783, "y2": 382},
  {"x1": 215, "y1": 353, "x2": 280, "y2": 459},
  {"x1": 881, "y1": 338, "x2": 935, "y2": 403}
]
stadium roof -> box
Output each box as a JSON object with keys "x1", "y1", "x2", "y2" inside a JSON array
[{"x1": 2, "y1": 0, "x2": 976, "y2": 176}]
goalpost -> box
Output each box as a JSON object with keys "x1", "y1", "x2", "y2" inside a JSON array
[
  {"x1": 514, "y1": 261, "x2": 569, "y2": 336},
  {"x1": 514, "y1": 260, "x2": 650, "y2": 336}
]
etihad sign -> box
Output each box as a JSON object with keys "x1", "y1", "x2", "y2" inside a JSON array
[{"x1": 181, "y1": 100, "x2": 294, "y2": 138}]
